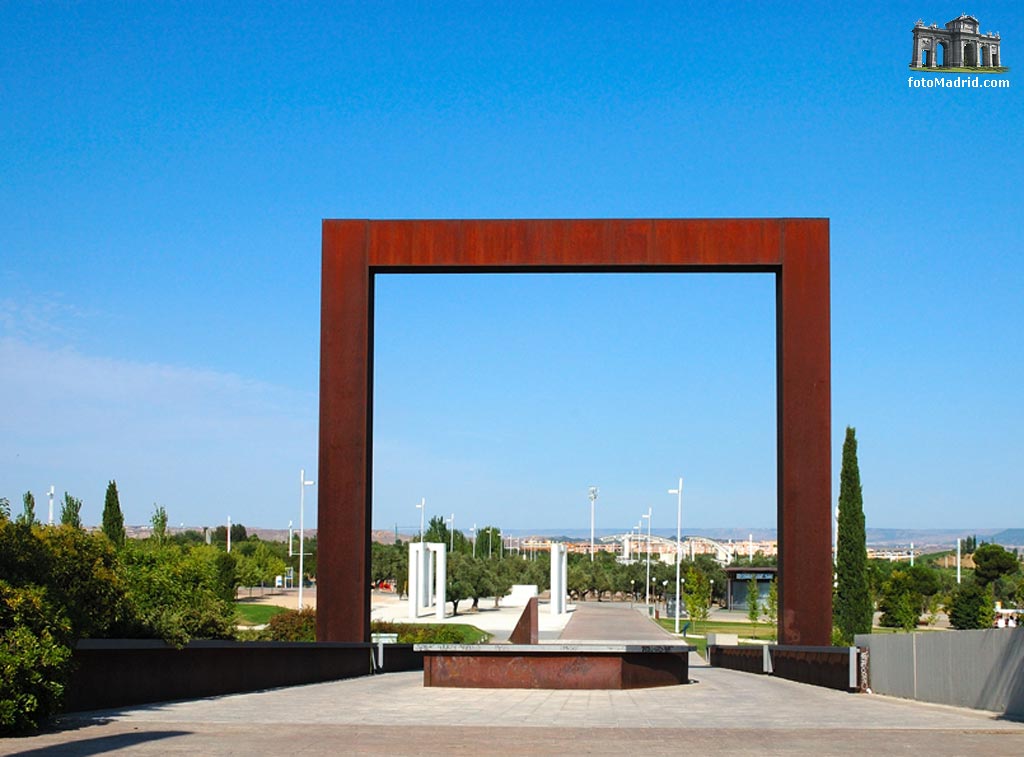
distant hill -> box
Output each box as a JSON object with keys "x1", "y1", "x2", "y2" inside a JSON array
[{"x1": 990, "y1": 529, "x2": 1024, "y2": 547}]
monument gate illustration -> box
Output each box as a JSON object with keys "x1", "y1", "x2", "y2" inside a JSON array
[{"x1": 911, "y1": 14, "x2": 1003, "y2": 69}]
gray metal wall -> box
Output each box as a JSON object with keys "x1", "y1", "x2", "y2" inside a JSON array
[{"x1": 855, "y1": 628, "x2": 1024, "y2": 719}]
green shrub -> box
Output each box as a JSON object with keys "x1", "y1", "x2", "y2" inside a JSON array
[
  {"x1": 0, "y1": 581, "x2": 73, "y2": 735},
  {"x1": 267, "y1": 609, "x2": 317, "y2": 642},
  {"x1": 370, "y1": 621, "x2": 485, "y2": 644}
]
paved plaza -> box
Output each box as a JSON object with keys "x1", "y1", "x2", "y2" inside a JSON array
[{"x1": 3, "y1": 604, "x2": 1022, "y2": 755}]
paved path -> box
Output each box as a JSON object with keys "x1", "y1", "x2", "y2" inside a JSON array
[
  {"x1": 558, "y1": 601, "x2": 676, "y2": 642},
  {"x1": 7, "y1": 665, "x2": 1023, "y2": 755}
]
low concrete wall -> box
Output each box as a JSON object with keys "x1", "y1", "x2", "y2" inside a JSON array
[
  {"x1": 855, "y1": 628, "x2": 1024, "y2": 719},
  {"x1": 67, "y1": 640, "x2": 421, "y2": 712},
  {"x1": 709, "y1": 644, "x2": 860, "y2": 691}
]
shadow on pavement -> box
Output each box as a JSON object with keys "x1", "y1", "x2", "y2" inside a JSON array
[{"x1": 4, "y1": 730, "x2": 190, "y2": 756}]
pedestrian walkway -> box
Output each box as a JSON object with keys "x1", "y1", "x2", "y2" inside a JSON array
[
  {"x1": 14, "y1": 662, "x2": 1023, "y2": 755},
  {"x1": 557, "y1": 601, "x2": 676, "y2": 642}
]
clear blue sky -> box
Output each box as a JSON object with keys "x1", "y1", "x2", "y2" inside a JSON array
[{"x1": 1, "y1": 2, "x2": 1020, "y2": 533}]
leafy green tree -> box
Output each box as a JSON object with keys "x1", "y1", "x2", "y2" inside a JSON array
[
  {"x1": 948, "y1": 581, "x2": 995, "y2": 630},
  {"x1": 765, "y1": 578, "x2": 779, "y2": 639},
  {"x1": 878, "y1": 570, "x2": 920, "y2": 630},
  {"x1": 101, "y1": 480, "x2": 125, "y2": 548},
  {"x1": 117, "y1": 542, "x2": 236, "y2": 645},
  {"x1": 59, "y1": 493, "x2": 82, "y2": 529},
  {"x1": 683, "y1": 566, "x2": 711, "y2": 632},
  {"x1": 35, "y1": 525, "x2": 131, "y2": 638},
  {"x1": 445, "y1": 552, "x2": 475, "y2": 615},
  {"x1": 477, "y1": 526, "x2": 501, "y2": 558},
  {"x1": 972, "y1": 543, "x2": 1020, "y2": 586},
  {"x1": 835, "y1": 426, "x2": 872, "y2": 643},
  {"x1": 18, "y1": 491, "x2": 37, "y2": 526},
  {"x1": 746, "y1": 576, "x2": 760, "y2": 636},
  {"x1": 424, "y1": 515, "x2": 449, "y2": 546},
  {"x1": 151, "y1": 504, "x2": 168, "y2": 544}
]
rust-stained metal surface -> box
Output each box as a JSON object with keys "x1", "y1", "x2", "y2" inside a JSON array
[
  {"x1": 319, "y1": 219, "x2": 831, "y2": 645},
  {"x1": 508, "y1": 596, "x2": 539, "y2": 645},
  {"x1": 422, "y1": 650, "x2": 689, "y2": 690}
]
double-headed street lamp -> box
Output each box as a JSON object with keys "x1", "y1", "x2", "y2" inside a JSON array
[
  {"x1": 587, "y1": 487, "x2": 598, "y2": 561},
  {"x1": 668, "y1": 477, "x2": 683, "y2": 634}
]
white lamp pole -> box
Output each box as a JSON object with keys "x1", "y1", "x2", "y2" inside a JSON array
[
  {"x1": 471, "y1": 524, "x2": 477, "y2": 558},
  {"x1": 642, "y1": 508, "x2": 652, "y2": 609},
  {"x1": 47, "y1": 485, "x2": 55, "y2": 525},
  {"x1": 956, "y1": 538, "x2": 962, "y2": 584},
  {"x1": 447, "y1": 513, "x2": 454, "y2": 552},
  {"x1": 416, "y1": 498, "x2": 425, "y2": 542},
  {"x1": 588, "y1": 486, "x2": 598, "y2": 561},
  {"x1": 227, "y1": 516, "x2": 232, "y2": 553},
  {"x1": 298, "y1": 469, "x2": 315, "y2": 610},
  {"x1": 668, "y1": 477, "x2": 683, "y2": 634}
]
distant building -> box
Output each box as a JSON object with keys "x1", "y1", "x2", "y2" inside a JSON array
[
  {"x1": 911, "y1": 15, "x2": 1003, "y2": 69},
  {"x1": 725, "y1": 566, "x2": 777, "y2": 611}
]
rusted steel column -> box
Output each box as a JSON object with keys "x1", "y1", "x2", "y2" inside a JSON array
[
  {"x1": 777, "y1": 219, "x2": 832, "y2": 645},
  {"x1": 318, "y1": 221, "x2": 372, "y2": 642}
]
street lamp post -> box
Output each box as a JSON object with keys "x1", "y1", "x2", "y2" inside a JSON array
[
  {"x1": 630, "y1": 579, "x2": 635, "y2": 607},
  {"x1": 447, "y1": 513, "x2": 454, "y2": 552},
  {"x1": 471, "y1": 524, "x2": 477, "y2": 558},
  {"x1": 489, "y1": 529, "x2": 493, "y2": 559},
  {"x1": 298, "y1": 469, "x2": 315, "y2": 610},
  {"x1": 642, "y1": 508, "x2": 652, "y2": 609},
  {"x1": 668, "y1": 477, "x2": 683, "y2": 634},
  {"x1": 227, "y1": 516, "x2": 232, "y2": 553},
  {"x1": 587, "y1": 487, "x2": 598, "y2": 561},
  {"x1": 416, "y1": 498, "x2": 425, "y2": 542}
]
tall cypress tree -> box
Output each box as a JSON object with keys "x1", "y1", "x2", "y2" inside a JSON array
[
  {"x1": 101, "y1": 480, "x2": 125, "y2": 547},
  {"x1": 18, "y1": 491, "x2": 37, "y2": 525},
  {"x1": 835, "y1": 426, "x2": 872, "y2": 642}
]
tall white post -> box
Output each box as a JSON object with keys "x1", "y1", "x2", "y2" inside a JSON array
[
  {"x1": 910, "y1": 542, "x2": 915, "y2": 567},
  {"x1": 408, "y1": 542, "x2": 422, "y2": 618},
  {"x1": 227, "y1": 516, "x2": 232, "y2": 553},
  {"x1": 957, "y1": 538, "x2": 962, "y2": 584},
  {"x1": 643, "y1": 508, "x2": 652, "y2": 609},
  {"x1": 550, "y1": 543, "x2": 568, "y2": 615},
  {"x1": 47, "y1": 485, "x2": 55, "y2": 525},
  {"x1": 298, "y1": 469, "x2": 315, "y2": 611},
  {"x1": 669, "y1": 477, "x2": 683, "y2": 634},
  {"x1": 433, "y1": 545, "x2": 447, "y2": 620}
]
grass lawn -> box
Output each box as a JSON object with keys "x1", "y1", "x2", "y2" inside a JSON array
[
  {"x1": 234, "y1": 603, "x2": 288, "y2": 626},
  {"x1": 657, "y1": 618, "x2": 776, "y2": 640}
]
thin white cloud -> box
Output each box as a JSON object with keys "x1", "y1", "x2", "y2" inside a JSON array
[{"x1": 0, "y1": 337, "x2": 317, "y2": 529}]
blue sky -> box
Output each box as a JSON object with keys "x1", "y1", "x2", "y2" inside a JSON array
[{"x1": 1, "y1": 2, "x2": 1020, "y2": 533}]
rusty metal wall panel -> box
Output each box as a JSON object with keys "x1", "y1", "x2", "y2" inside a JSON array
[
  {"x1": 319, "y1": 218, "x2": 830, "y2": 645},
  {"x1": 777, "y1": 219, "x2": 832, "y2": 646},
  {"x1": 318, "y1": 221, "x2": 372, "y2": 643}
]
